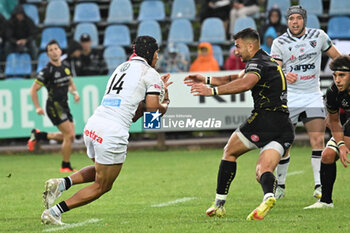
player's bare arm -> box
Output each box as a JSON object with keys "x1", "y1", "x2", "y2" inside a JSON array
[
  {"x1": 30, "y1": 81, "x2": 44, "y2": 115},
  {"x1": 184, "y1": 70, "x2": 245, "y2": 87},
  {"x1": 190, "y1": 72, "x2": 259, "y2": 96},
  {"x1": 326, "y1": 45, "x2": 341, "y2": 60},
  {"x1": 68, "y1": 77, "x2": 80, "y2": 103},
  {"x1": 328, "y1": 112, "x2": 350, "y2": 167}
]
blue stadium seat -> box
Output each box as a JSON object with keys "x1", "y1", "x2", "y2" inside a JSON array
[
  {"x1": 138, "y1": 0, "x2": 165, "y2": 21},
  {"x1": 103, "y1": 25, "x2": 131, "y2": 47},
  {"x1": 174, "y1": 43, "x2": 190, "y2": 63},
  {"x1": 26, "y1": 0, "x2": 43, "y2": 3},
  {"x1": 40, "y1": 27, "x2": 67, "y2": 50},
  {"x1": 306, "y1": 14, "x2": 320, "y2": 29},
  {"x1": 168, "y1": 19, "x2": 194, "y2": 44},
  {"x1": 107, "y1": 0, "x2": 133, "y2": 24},
  {"x1": 23, "y1": 4, "x2": 39, "y2": 25},
  {"x1": 327, "y1": 16, "x2": 350, "y2": 39},
  {"x1": 5, "y1": 53, "x2": 32, "y2": 76},
  {"x1": 36, "y1": 52, "x2": 49, "y2": 73},
  {"x1": 232, "y1": 17, "x2": 257, "y2": 35},
  {"x1": 266, "y1": 0, "x2": 290, "y2": 16},
  {"x1": 47, "y1": 0, "x2": 72, "y2": 2},
  {"x1": 43, "y1": 0, "x2": 70, "y2": 26},
  {"x1": 212, "y1": 45, "x2": 223, "y2": 67},
  {"x1": 299, "y1": 0, "x2": 323, "y2": 16},
  {"x1": 103, "y1": 46, "x2": 127, "y2": 75},
  {"x1": 74, "y1": 23, "x2": 99, "y2": 48},
  {"x1": 329, "y1": 0, "x2": 350, "y2": 16},
  {"x1": 74, "y1": 3, "x2": 101, "y2": 23},
  {"x1": 170, "y1": 0, "x2": 196, "y2": 20},
  {"x1": 199, "y1": 17, "x2": 226, "y2": 44},
  {"x1": 137, "y1": 20, "x2": 162, "y2": 45}
]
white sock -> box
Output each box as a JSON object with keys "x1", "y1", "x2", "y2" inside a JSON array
[
  {"x1": 311, "y1": 149, "x2": 322, "y2": 187},
  {"x1": 276, "y1": 154, "x2": 290, "y2": 186},
  {"x1": 58, "y1": 177, "x2": 73, "y2": 192},
  {"x1": 263, "y1": 192, "x2": 274, "y2": 201},
  {"x1": 215, "y1": 194, "x2": 227, "y2": 206},
  {"x1": 50, "y1": 205, "x2": 61, "y2": 217}
]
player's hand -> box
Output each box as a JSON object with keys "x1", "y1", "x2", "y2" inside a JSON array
[
  {"x1": 73, "y1": 93, "x2": 80, "y2": 103},
  {"x1": 36, "y1": 107, "x2": 45, "y2": 115},
  {"x1": 191, "y1": 83, "x2": 212, "y2": 96},
  {"x1": 184, "y1": 74, "x2": 206, "y2": 86},
  {"x1": 338, "y1": 144, "x2": 350, "y2": 167},
  {"x1": 161, "y1": 73, "x2": 173, "y2": 93},
  {"x1": 286, "y1": 72, "x2": 298, "y2": 84}
]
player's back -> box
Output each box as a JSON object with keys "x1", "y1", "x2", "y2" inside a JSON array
[{"x1": 92, "y1": 57, "x2": 161, "y2": 128}]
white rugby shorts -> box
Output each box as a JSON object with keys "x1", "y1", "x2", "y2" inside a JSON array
[
  {"x1": 288, "y1": 92, "x2": 325, "y2": 124},
  {"x1": 83, "y1": 115, "x2": 129, "y2": 165}
]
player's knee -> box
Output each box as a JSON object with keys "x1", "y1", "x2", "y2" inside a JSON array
[
  {"x1": 255, "y1": 165, "x2": 261, "y2": 182},
  {"x1": 321, "y1": 148, "x2": 337, "y2": 164},
  {"x1": 310, "y1": 136, "x2": 324, "y2": 148},
  {"x1": 223, "y1": 145, "x2": 237, "y2": 160}
]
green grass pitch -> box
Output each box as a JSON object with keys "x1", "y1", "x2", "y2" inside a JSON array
[{"x1": 1, "y1": 147, "x2": 350, "y2": 233}]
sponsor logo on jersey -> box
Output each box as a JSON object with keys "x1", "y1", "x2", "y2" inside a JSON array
[
  {"x1": 65, "y1": 68, "x2": 71, "y2": 75},
  {"x1": 342, "y1": 99, "x2": 349, "y2": 108},
  {"x1": 120, "y1": 63, "x2": 130, "y2": 72},
  {"x1": 299, "y1": 74, "x2": 316, "y2": 80},
  {"x1": 84, "y1": 129, "x2": 103, "y2": 143},
  {"x1": 154, "y1": 84, "x2": 161, "y2": 89},
  {"x1": 298, "y1": 52, "x2": 317, "y2": 61},
  {"x1": 300, "y1": 48, "x2": 305, "y2": 53},
  {"x1": 143, "y1": 110, "x2": 161, "y2": 129},
  {"x1": 289, "y1": 63, "x2": 315, "y2": 72},
  {"x1": 295, "y1": 43, "x2": 306, "y2": 48},
  {"x1": 250, "y1": 134, "x2": 259, "y2": 142},
  {"x1": 309, "y1": 40, "x2": 317, "y2": 48},
  {"x1": 288, "y1": 55, "x2": 297, "y2": 61}
]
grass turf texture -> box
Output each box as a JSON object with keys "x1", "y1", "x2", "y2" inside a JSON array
[{"x1": 1, "y1": 147, "x2": 349, "y2": 233}]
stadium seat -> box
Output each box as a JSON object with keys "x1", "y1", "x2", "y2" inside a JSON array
[
  {"x1": 5, "y1": 53, "x2": 32, "y2": 76},
  {"x1": 73, "y1": 3, "x2": 101, "y2": 23},
  {"x1": 232, "y1": 17, "x2": 257, "y2": 35},
  {"x1": 138, "y1": 0, "x2": 165, "y2": 21},
  {"x1": 212, "y1": 45, "x2": 223, "y2": 67},
  {"x1": 329, "y1": 0, "x2": 350, "y2": 16},
  {"x1": 306, "y1": 14, "x2": 320, "y2": 29},
  {"x1": 107, "y1": 0, "x2": 133, "y2": 24},
  {"x1": 74, "y1": 23, "x2": 99, "y2": 48},
  {"x1": 174, "y1": 43, "x2": 190, "y2": 64},
  {"x1": 47, "y1": 0, "x2": 72, "y2": 2},
  {"x1": 40, "y1": 27, "x2": 67, "y2": 50},
  {"x1": 327, "y1": 16, "x2": 350, "y2": 39},
  {"x1": 103, "y1": 46, "x2": 127, "y2": 75},
  {"x1": 266, "y1": 0, "x2": 290, "y2": 16},
  {"x1": 26, "y1": 0, "x2": 42, "y2": 3},
  {"x1": 137, "y1": 20, "x2": 162, "y2": 45},
  {"x1": 23, "y1": 4, "x2": 39, "y2": 25},
  {"x1": 168, "y1": 19, "x2": 194, "y2": 44},
  {"x1": 43, "y1": 0, "x2": 70, "y2": 26},
  {"x1": 199, "y1": 17, "x2": 226, "y2": 44},
  {"x1": 103, "y1": 25, "x2": 131, "y2": 47},
  {"x1": 299, "y1": 0, "x2": 323, "y2": 16},
  {"x1": 170, "y1": 0, "x2": 196, "y2": 20},
  {"x1": 36, "y1": 52, "x2": 49, "y2": 73}
]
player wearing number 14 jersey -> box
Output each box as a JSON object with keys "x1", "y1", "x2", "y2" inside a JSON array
[{"x1": 41, "y1": 36, "x2": 172, "y2": 225}]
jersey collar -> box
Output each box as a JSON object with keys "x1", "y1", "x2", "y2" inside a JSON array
[{"x1": 287, "y1": 28, "x2": 309, "y2": 40}]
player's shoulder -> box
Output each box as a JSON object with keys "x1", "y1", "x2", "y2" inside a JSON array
[
  {"x1": 273, "y1": 31, "x2": 296, "y2": 46},
  {"x1": 305, "y1": 28, "x2": 327, "y2": 40}
]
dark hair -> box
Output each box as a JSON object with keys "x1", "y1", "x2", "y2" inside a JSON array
[
  {"x1": 329, "y1": 55, "x2": 350, "y2": 72},
  {"x1": 133, "y1": 36, "x2": 158, "y2": 66},
  {"x1": 46, "y1": 40, "x2": 61, "y2": 52},
  {"x1": 67, "y1": 40, "x2": 82, "y2": 56},
  {"x1": 233, "y1": 28, "x2": 260, "y2": 44}
]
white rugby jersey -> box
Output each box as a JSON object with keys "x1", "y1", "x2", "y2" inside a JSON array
[
  {"x1": 271, "y1": 28, "x2": 332, "y2": 94},
  {"x1": 92, "y1": 56, "x2": 164, "y2": 128}
]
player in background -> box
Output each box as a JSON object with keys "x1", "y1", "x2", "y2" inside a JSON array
[
  {"x1": 270, "y1": 5, "x2": 341, "y2": 199},
  {"x1": 185, "y1": 28, "x2": 294, "y2": 220},
  {"x1": 304, "y1": 55, "x2": 350, "y2": 209},
  {"x1": 40, "y1": 36, "x2": 172, "y2": 225},
  {"x1": 29, "y1": 40, "x2": 80, "y2": 172}
]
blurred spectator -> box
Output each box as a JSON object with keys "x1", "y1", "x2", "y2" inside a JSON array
[
  {"x1": 229, "y1": 0, "x2": 259, "y2": 35},
  {"x1": 157, "y1": 43, "x2": 188, "y2": 73},
  {"x1": 0, "y1": 14, "x2": 7, "y2": 62},
  {"x1": 190, "y1": 42, "x2": 220, "y2": 72},
  {"x1": 200, "y1": 0, "x2": 232, "y2": 32},
  {"x1": 61, "y1": 40, "x2": 83, "y2": 77},
  {"x1": 224, "y1": 45, "x2": 245, "y2": 70},
  {"x1": 260, "y1": 26, "x2": 277, "y2": 54},
  {"x1": 5, "y1": 5, "x2": 39, "y2": 59},
  {"x1": 79, "y1": 33, "x2": 108, "y2": 76},
  {"x1": 260, "y1": 7, "x2": 287, "y2": 40}
]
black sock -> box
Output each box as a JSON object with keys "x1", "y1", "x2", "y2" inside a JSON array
[
  {"x1": 216, "y1": 160, "x2": 237, "y2": 195},
  {"x1": 36, "y1": 132, "x2": 48, "y2": 140},
  {"x1": 260, "y1": 172, "x2": 277, "y2": 195},
  {"x1": 320, "y1": 162, "x2": 336, "y2": 204},
  {"x1": 62, "y1": 161, "x2": 72, "y2": 169},
  {"x1": 57, "y1": 201, "x2": 70, "y2": 213},
  {"x1": 64, "y1": 177, "x2": 72, "y2": 190}
]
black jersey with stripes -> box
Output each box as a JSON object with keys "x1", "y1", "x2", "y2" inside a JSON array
[
  {"x1": 35, "y1": 62, "x2": 72, "y2": 103},
  {"x1": 245, "y1": 49, "x2": 288, "y2": 113}
]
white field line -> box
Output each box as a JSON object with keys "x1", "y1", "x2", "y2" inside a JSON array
[
  {"x1": 42, "y1": 218, "x2": 101, "y2": 232},
  {"x1": 152, "y1": 197, "x2": 196, "y2": 207},
  {"x1": 286, "y1": 170, "x2": 304, "y2": 177}
]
